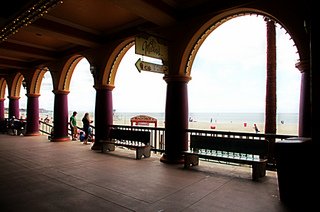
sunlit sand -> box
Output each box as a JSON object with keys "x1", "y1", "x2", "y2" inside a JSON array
[
  {"x1": 39, "y1": 113, "x2": 298, "y2": 136},
  {"x1": 113, "y1": 117, "x2": 298, "y2": 135}
]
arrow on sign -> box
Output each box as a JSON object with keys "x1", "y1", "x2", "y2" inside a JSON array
[{"x1": 135, "y1": 58, "x2": 168, "y2": 74}]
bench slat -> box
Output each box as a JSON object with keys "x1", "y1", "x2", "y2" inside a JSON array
[
  {"x1": 110, "y1": 129, "x2": 150, "y2": 145},
  {"x1": 190, "y1": 135, "x2": 269, "y2": 156},
  {"x1": 183, "y1": 150, "x2": 267, "y2": 165},
  {"x1": 184, "y1": 135, "x2": 269, "y2": 180},
  {"x1": 101, "y1": 128, "x2": 151, "y2": 159}
]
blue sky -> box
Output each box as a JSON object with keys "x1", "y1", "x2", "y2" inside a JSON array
[{"x1": 11, "y1": 15, "x2": 300, "y2": 114}]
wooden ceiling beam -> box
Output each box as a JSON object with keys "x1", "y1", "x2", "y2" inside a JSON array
[
  {"x1": 28, "y1": 18, "x2": 102, "y2": 47},
  {"x1": 0, "y1": 41, "x2": 57, "y2": 61},
  {"x1": 0, "y1": 58, "x2": 30, "y2": 70},
  {"x1": 109, "y1": 0, "x2": 177, "y2": 26}
]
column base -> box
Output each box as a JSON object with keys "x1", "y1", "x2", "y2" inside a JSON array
[
  {"x1": 50, "y1": 137, "x2": 70, "y2": 142},
  {"x1": 91, "y1": 141, "x2": 103, "y2": 151},
  {"x1": 24, "y1": 132, "x2": 41, "y2": 136},
  {"x1": 160, "y1": 153, "x2": 184, "y2": 164}
]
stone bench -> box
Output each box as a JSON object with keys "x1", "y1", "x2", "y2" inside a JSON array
[{"x1": 101, "y1": 128, "x2": 151, "y2": 159}]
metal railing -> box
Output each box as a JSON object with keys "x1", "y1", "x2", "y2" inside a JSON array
[
  {"x1": 109, "y1": 125, "x2": 166, "y2": 153},
  {"x1": 39, "y1": 120, "x2": 95, "y2": 139},
  {"x1": 110, "y1": 125, "x2": 297, "y2": 169},
  {"x1": 186, "y1": 128, "x2": 298, "y2": 170},
  {"x1": 186, "y1": 128, "x2": 295, "y2": 140},
  {"x1": 39, "y1": 122, "x2": 298, "y2": 169},
  {"x1": 39, "y1": 120, "x2": 53, "y2": 135}
]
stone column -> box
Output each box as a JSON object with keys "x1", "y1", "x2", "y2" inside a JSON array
[
  {"x1": 265, "y1": 19, "x2": 277, "y2": 165},
  {"x1": 295, "y1": 60, "x2": 311, "y2": 137},
  {"x1": 0, "y1": 98, "x2": 5, "y2": 132},
  {"x1": 309, "y1": 14, "x2": 319, "y2": 143},
  {"x1": 265, "y1": 19, "x2": 277, "y2": 135},
  {"x1": 8, "y1": 96, "x2": 20, "y2": 118},
  {"x1": 160, "y1": 75, "x2": 190, "y2": 164},
  {"x1": 91, "y1": 85, "x2": 114, "y2": 150},
  {"x1": 51, "y1": 90, "x2": 70, "y2": 142},
  {"x1": 0, "y1": 98, "x2": 4, "y2": 121},
  {"x1": 25, "y1": 94, "x2": 40, "y2": 136}
]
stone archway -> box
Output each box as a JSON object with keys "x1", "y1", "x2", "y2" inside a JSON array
[{"x1": 182, "y1": 10, "x2": 299, "y2": 78}]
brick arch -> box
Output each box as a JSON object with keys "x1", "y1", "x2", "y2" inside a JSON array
[
  {"x1": 0, "y1": 78, "x2": 7, "y2": 99},
  {"x1": 102, "y1": 38, "x2": 135, "y2": 87},
  {"x1": 10, "y1": 73, "x2": 24, "y2": 98},
  {"x1": 181, "y1": 8, "x2": 299, "y2": 77},
  {"x1": 29, "y1": 68, "x2": 49, "y2": 95},
  {"x1": 58, "y1": 55, "x2": 84, "y2": 91}
]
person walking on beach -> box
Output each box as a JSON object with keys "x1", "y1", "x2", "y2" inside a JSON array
[
  {"x1": 70, "y1": 111, "x2": 78, "y2": 140},
  {"x1": 253, "y1": 123, "x2": 260, "y2": 133},
  {"x1": 82, "y1": 112, "x2": 93, "y2": 144}
]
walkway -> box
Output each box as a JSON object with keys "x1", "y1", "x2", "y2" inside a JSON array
[{"x1": 0, "y1": 134, "x2": 289, "y2": 212}]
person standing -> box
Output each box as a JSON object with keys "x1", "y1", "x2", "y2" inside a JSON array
[
  {"x1": 70, "y1": 111, "x2": 78, "y2": 140},
  {"x1": 44, "y1": 115, "x2": 50, "y2": 124},
  {"x1": 82, "y1": 113, "x2": 93, "y2": 144}
]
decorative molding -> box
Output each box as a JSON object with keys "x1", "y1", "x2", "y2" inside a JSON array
[{"x1": 0, "y1": 0, "x2": 64, "y2": 42}]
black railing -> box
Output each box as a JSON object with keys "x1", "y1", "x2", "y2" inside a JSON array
[
  {"x1": 39, "y1": 120, "x2": 95, "y2": 139},
  {"x1": 39, "y1": 122, "x2": 298, "y2": 169},
  {"x1": 109, "y1": 125, "x2": 166, "y2": 153},
  {"x1": 186, "y1": 128, "x2": 295, "y2": 140},
  {"x1": 186, "y1": 128, "x2": 298, "y2": 170},
  {"x1": 110, "y1": 125, "x2": 297, "y2": 169},
  {"x1": 39, "y1": 120, "x2": 53, "y2": 135}
]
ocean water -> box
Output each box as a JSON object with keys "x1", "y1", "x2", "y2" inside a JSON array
[
  {"x1": 39, "y1": 111, "x2": 298, "y2": 127},
  {"x1": 38, "y1": 111, "x2": 298, "y2": 134},
  {"x1": 114, "y1": 112, "x2": 298, "y2": 125}
]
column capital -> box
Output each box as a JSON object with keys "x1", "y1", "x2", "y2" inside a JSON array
[
  {"x1": 94, "y1": 84, "x2": 115, "y2": 91},
  {"x1": 52, "y1": 90, "x2": 70, "y2": 95},
  {"x1": 163, "y1": 75, "x2": 191, "y2": 83},
  {"x1": 295, "y1": 60, "x2": 310, "y2": 73},
  {"x1": 8, "y1": 96, "x2": 20, "y2": 100},
  {"x1": 26, "y1": 93, "x2": 40, "y2": 98}
]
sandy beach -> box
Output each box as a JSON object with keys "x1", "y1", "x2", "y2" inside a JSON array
[
  {"x1": 39, "y1": 112, "x2": 298, "y2": 136},
  {"x1": 113, "y1": 118, "x2": 298, "y2": 136}
]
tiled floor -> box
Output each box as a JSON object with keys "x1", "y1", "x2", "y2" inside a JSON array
[{"x1": 0, "y1": 134, "x2": 291, "y2": 211}]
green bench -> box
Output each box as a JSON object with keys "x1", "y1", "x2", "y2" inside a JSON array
[
  {"x1": 183, "y1": 135, "x2": 269, "y2": 181},
  {"x1": 101, "y1": 129, "x2": 151, "y2": 159}
]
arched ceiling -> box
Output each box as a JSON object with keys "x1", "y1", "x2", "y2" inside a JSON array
[{"x1": 0, "y1": 0, "x2": 311, "y2": 75}]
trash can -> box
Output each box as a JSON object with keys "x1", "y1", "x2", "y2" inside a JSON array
[{"x1": 275, "y1": 137, "x2": 315, "y2": 210}]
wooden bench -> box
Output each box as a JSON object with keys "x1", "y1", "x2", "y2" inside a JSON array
[
  {"x1": 183, "y1": 135, "x2": 269, "y2": 181},
  {"x1": 101, "y1": 129, "x2": 151, "y2": 159}
]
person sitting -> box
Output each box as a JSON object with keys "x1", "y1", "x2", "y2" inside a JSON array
[
  {"x1": 8, "y1": 116, "x2": 17, "y2": 135},
  {"x1": 48, "y1": 127, "x2": 54, "y2": 140},
  {"x1": 87, "y1": 126, "x2": 94, "y2": 142},
  {"x1": 79, "y1": 131, "x2": 85, "y2": 142}
]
